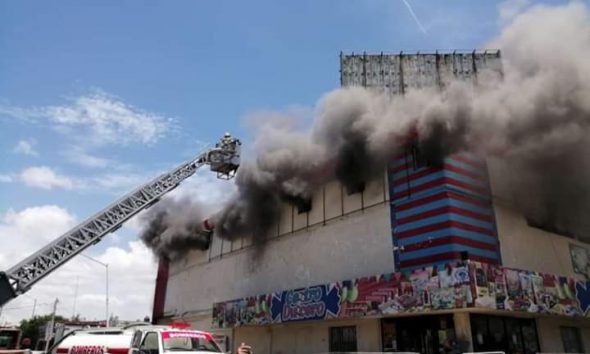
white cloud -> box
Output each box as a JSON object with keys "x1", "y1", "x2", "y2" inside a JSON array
[
  {"x1": 0, "y1": 105, "x2": 42, "y2": 123},
  {"x1": 12, "y1": 139, "x2": 38, "y2": 157},
  {"x1": 92, "y1": 173, "x2": 147, "y2": 191},
  {"x1": 13, "y1": 164, "x2": 151, "y2": 193},
  {"x1": 168, "y1": 168, "x2": 237, "y2": 211},
  {"x1": 0, "y1": 174, "x2": 13, "y2": 183},
  {"x1": 0, "y1": 205, "x2": 77, "y2": 264},
  {"x1": 122, "y1": 213, "x2": 147, "y2": 234},
  {"x1": 63, "y1": 148, "x2": 112, "y2": 168},
  {"x1": 46, "y1": 93, "x2": 172, "y2": 146},
  {"x1": 20, "y1": 166, "x2": 75, "y2": 190},
  {"x1": 0, "y1": 92, "x2": 173, "y2": 147},
  {"x1": 0, "y1": 205, "x2": 157, "y2": 325}
]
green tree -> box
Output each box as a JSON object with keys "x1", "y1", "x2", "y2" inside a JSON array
[{"x1": 19, "y1": 314, "x2": 65, "y2": 348}]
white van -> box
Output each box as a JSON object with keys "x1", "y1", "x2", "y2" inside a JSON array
[{"x1": 49, "y1": 324, "x2": 152, "y2": 354}]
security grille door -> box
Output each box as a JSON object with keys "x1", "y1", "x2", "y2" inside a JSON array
[
  {"x1": 329, "y1": 326, "x2": 358, "y2": 352},
  {"x1": 561, "y1": 326, "x2": 584, "y2": 353}
]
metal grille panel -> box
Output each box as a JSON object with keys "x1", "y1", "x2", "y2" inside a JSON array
[{"x1": 340, "y1": 50, "x2": 502, "y2": 92}]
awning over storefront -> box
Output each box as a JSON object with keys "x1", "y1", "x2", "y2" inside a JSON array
[{"x1": 212, "y1": 261, "x2": 590, "y2": 328}]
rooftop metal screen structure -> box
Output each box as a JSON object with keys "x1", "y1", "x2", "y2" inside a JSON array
[{"x1": 340, "y1": 50, "x2": 502, "y2": 93}]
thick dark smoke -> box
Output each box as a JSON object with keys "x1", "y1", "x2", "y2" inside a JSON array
[
  {"x1": 213, "y1": 2, "x2": 590, "y2": 243},
  {"x1": 213, "y1": 113, "x2": 328, "y2": 244},
  {"x1": 139, "y1": 197, "x2": 211, "y2": 259},
  {"x1": 141, "y1": 1, "x2": 590, "y2": 256}
]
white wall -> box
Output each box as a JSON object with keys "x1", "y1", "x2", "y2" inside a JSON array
[
  {"x1": 233, "y1": 319, "x2": 381, "y2": 354},
  {"x1": 537, "y1": 317, "x2": 590, "y2": 352},
  {"x1": 487, "y1": 157, "x2": 590, "y2": 280},
  {"x1": 493, "y1": 200, "x2": 590, "y2": 280},
  {"x1": 164, "y1": 174, "x2": 394, "y2": 317}
]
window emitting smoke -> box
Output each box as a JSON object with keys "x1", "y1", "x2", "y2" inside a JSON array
[
  {"x1": 141, "y1": 2, "x2": 590, "y2": 258},
  {"x1": 140, "y1": 197, "x2": 212, "y2": 259}
]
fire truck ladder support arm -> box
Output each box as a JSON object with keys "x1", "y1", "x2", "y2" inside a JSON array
[{"x1": 0, "y1": 134, "x2": 241, "y2": 307}]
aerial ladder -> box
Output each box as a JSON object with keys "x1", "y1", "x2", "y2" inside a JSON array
[{"x1": 0, "y1": 133, "x2": 241, "y2": 307}]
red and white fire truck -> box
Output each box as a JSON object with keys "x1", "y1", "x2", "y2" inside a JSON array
[{"x1": 50, "y1": 324, "x2": 225, "y2": 354}]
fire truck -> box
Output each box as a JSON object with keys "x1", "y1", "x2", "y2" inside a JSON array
[{"x1": 48, "y1": 323, "x2": 226, "y2": 354}]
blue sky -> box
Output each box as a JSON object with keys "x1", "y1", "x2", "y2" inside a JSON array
[
  {"x1": 0, "y1": 0, "x2": 576, "y2": 322},
  {"x1": 0, "y1": 0, "x2": 507, "y2": 237}
]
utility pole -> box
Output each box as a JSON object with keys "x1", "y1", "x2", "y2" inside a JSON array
[
  {"x1": 44, "y1": 298, "x2": 59, "y2": 352},
  {"x1": 31, "y1": 298, "x2": 37, "y2": 317},
  {"x1": 105, "y1": 263, "x2": 109, "y2": 327},
  {"x1": 72, "y1": 276, "x2": 79, "y2": 319},
  {"x1": 80, "y1": 254, "x2": 109, "y2": 327}
]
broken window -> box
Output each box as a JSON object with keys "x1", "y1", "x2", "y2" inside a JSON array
[
  {"x1": 346, "y1": 181, "x2": 366, "y2": 195},
  {"x1": 296, "y1": 199, "x2": 312, "y2": 214},
  {"x1": 411, "y1": 144, "x2": 427, "y2": 170}
]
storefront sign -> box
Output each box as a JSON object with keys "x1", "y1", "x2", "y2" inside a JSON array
[
  {"x1": 272, "y1": 285, "x2": 340, "y2": 322},
  {"x1": 212, "y1": 261, "x2": 590, "y2": 328}
]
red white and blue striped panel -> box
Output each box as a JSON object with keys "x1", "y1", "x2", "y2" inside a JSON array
[{"x1": 389, "y1": 151, "x2": 501, "y2": 270}]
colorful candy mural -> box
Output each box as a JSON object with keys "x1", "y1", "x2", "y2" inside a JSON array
[
  {"x1": 470, "y1": 262, "x2": 590, "y2": 316},
  {"x1": 212, "y1": 261, "x2": 590, "y2": 328}
]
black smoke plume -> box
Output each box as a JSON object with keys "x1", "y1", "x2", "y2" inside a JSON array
[
  {"x1": 141, "y1": 2, "x2": 590, "y2": 256},
  {"x1": 214, "y1": 2, "x2": 590, "y2": 243},
  {"x1": 140, "y1": 197, "x2": 212, "y2": 259}
]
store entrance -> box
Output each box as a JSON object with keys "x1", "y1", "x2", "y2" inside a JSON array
[
  {"x1": 381, "y1": 315, "x2": 455, "y2": 354},
  {"x1": 470, "y1": 314, "x2": 540, "y2": 354}
]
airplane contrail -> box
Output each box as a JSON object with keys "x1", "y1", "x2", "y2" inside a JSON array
[{"x1": 402, "y1": 0, "x2": 427, "y2": 34}]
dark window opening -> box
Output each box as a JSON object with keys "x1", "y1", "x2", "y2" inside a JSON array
[
  {"x1": 411, "y1": 144, "x2": 427, "y2": 170},
  {"x1": 0, "y1": 330, "x2": 19, "y2": 350},
  {"x1": 329, "y1": 326, "x2": 357, "y2": 352},
  {"x1": 526, "y1": 217, "x2": 576, "y2": 239},
  {"x1": 561, "y1": 326, "x2": 584, "y2": 353},
  {"x1": 346, "y1": 181, "x2": 365, "y2": 195},
  {"x1": 471, "y1": 314, "x2": 539, "y2": 354},
  {"x1": 282, "y1": 195, "x2": 312, "y2": 214},
  {"x1": 296, "y1": 198, "x2": 312, "y2": 214},
  {"x1": 381, "y1": 315, "x2": 455, "y2": 353}
]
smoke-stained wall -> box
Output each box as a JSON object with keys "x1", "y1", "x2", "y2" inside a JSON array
[
  {"x1": 206, "y1": 174, "x2": 390, "y2": 260},
  {"x1": 163, "y1": 176, "x2": 394, "y2": 318}
]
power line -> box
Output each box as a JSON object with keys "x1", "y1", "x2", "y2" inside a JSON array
[{"x1": 1, "y1": 302, "x2": 51, "y2": 311}]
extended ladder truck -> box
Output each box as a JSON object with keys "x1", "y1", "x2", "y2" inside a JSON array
[{"x1": 0, "y1": 133, "x2": 241, "y2": 308}]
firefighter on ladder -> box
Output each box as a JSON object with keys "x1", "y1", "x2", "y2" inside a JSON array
[{"x1": 222, "y1": 132, "x2": 233, "y2": 145}]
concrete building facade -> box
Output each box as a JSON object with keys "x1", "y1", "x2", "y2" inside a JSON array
[{"x1": 153, "y1": 52, "x2": 590, "y2": 354}]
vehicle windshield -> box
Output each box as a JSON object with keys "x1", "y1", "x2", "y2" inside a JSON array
[
  {"x1": 162, "y1": 332, "x2": 220, "y2": 353},
  {"x1": 0, "y1": 330, "x2": 19, "y2": 349}
]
